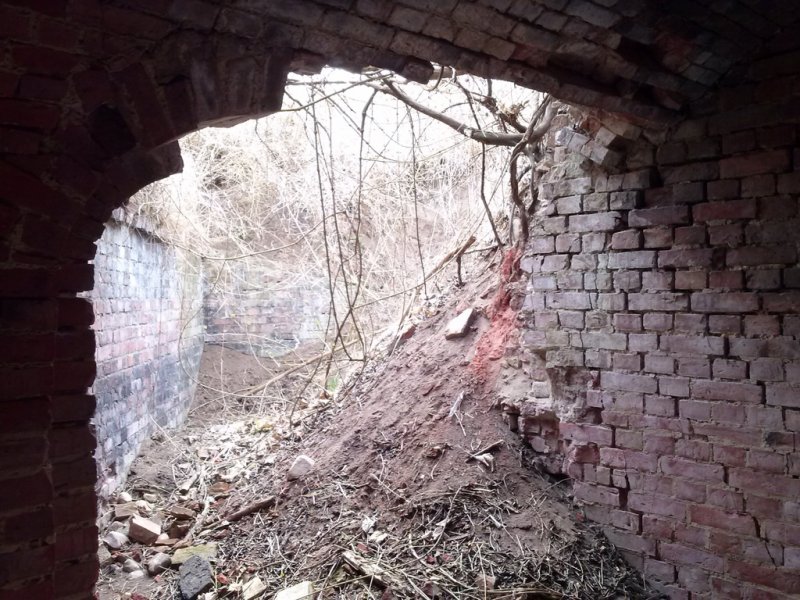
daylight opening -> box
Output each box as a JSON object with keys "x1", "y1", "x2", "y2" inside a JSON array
[{"x1": 94, "y1": 68, "x2": 650, "y2": 600}]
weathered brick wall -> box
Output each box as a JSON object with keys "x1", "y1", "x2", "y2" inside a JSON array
[
  {"x1": 204, "y1": 264, "x2": 328, "y2": 357},
  {"x1": 0, "y1": 2, "x2": 798, "y2": 599},
  {"x1": 90, "y1": 210, "x2": 204, "y2": 499},
  {"x1": 509, "y1": 39, "x2": 800, "y2": 599}
]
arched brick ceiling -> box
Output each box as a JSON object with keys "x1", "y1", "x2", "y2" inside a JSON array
[{"x1": 21, "y1": 0, "x2": 797, "y2": 130}]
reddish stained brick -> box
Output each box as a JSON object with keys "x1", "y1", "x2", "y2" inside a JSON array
[
  {"x1": 17, "y1": 75, "x2": 67, "y2": 102},
  {"x1": 726, "y1": 560, "x2": 800, "y2": 594},
  {"x1": 0, "y1": 97, "x2": 61, "y2": 131},
  {"x1": 0, "y1": 544, "x2": 55, "y2": 587},
  {"x1": 643, "y1": 227, "x2": 673, "y2": 249},
  {"x1": 707, "y1": 179, "x2": 739, "y2": 200},
  {"x1": 660, "y1": 456, "x2": 724, "y2": 482},
  {"x1": 51, "y1": 394, "x2": 95, "y2": 424},
  {"x1": 719, "y1": 149, "x2": 791, "y2": 178},
  {"x1": 658, "y1": 248, "x2": 715, "y2": 268},
  {"x1": 689, "y1": 504, "x2": 756, "y2": 535},
  {"x1": 54, "y1": 556, "x2": 100, "y2": 597},
  {"x1": 55, "y1": 524, "x2": 98, "y2": 562},
  {"x1": 693, "y1": 199, "x2": 757, "y2": 222},
  {"x1": 628, "y1": 492, "x2": 687, "y2": 520},
  {"x1": 763, "y1": 292, "x2": 800, "y2": 313},
  {"x1": 730, "y1": 468, "x2": 800, "y2": 498},
  {"x1": 674, "y1": 225, "x2": 707, "y2": 245},
  {"x1": 11, "y1": 44, "x2": 79, "y2": 77}
]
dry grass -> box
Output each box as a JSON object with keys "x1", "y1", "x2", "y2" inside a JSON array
[{"x1": 126, "y1": 69, "x2": 548, "y2": 394}]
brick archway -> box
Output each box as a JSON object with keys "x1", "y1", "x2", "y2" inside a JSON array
[{"x1": 2, "y1": 2, "x2": 800, "y2": 598}]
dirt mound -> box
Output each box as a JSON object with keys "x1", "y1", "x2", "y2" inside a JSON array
[{"x1": 97, "y1": 250, "x2": 654, "y2": 600}]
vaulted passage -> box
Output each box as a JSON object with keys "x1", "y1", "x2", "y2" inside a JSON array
[{"x1": 2, "y1": 2, "x2": 800, "y2": 599}]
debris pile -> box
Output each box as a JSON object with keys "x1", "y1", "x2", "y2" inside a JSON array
[{"x1": 97, "y1": 251, "x2": 656, "y2": 600}]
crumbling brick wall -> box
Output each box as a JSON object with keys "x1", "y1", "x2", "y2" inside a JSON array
[
  {"x1": 1, "y1": 2, "x2": 799, "y2": 598},
  {"x1": 89, "y1": 210, "x2": 204, "y2": 499},
  {"x1": 509, "y1": 41, "x2": 800, "y2": 599}
]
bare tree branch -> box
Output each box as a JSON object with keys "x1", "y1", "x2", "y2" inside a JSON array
[{"x1": 371, "y1": 81, "x2": 524, "y2": 147}]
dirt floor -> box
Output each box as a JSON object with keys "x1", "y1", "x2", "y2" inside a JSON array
[{"x1": 96, "y1": 249, "x2": 656, "y2": 600}]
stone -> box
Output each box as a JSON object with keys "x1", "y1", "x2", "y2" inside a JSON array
[
  {"x1": 128, "y1": 516, "x2": 161, "y2": 545},
  {"x1": 475, "y1": 574, "x2": 496, "y2": 590},
  {"x1": 114, "y1": 502, "x2": 140, "y2": 520},
  {"x1": 287, "y1": 455, "x2": 315, "y2": 481},
  {"x1": 118, "y1": 491, "x2": 133, "y2": 502},
  {"x1": 129, "y1": 570, "x2": 146, "y2": 580},
  {"x1": 147, "y1": 552, "x2": 172, "y2": 575},
  {"x1": 103, "y1": 531, "x2": 129, "y2": 549},
  {"x1": 242, "y1": 576, "x2": 267, "y2": 600},
  {"x1": 361, "y1": 516, "x2": 376, "y2": 533},
  {"x1": 274, "y1": 581, "x2": 315, "y2": 600},
  {"x1": 444, "y1": 307, "x2": 476, "y2": 339},
  {"x1": 179, "y1": 555, "x2": 214, "y2": 600},
  {"x1": 168, "y1": 505, "x2": 197, "y2": 520},
  {"x1": 172, "y1": 543, "x2": 218, "y2": 565},
  {"x1": 122, "y1": 558, "x2": 141, "y2": 573}
]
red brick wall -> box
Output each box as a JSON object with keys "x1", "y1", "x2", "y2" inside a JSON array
[
  {"x1": 0, "y1": 2, "x2": 797, "y2": 599},
  {"x1": 512, "y1": 37, "x2": 800, "y2": 600},
  {"x1": 90, "y1": 211, "x2": 204, "y2": 499}
]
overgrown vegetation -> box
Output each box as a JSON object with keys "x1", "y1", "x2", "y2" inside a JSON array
[{"x1": 127, "y1": 67, "x2": 553, "y2": 406}]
